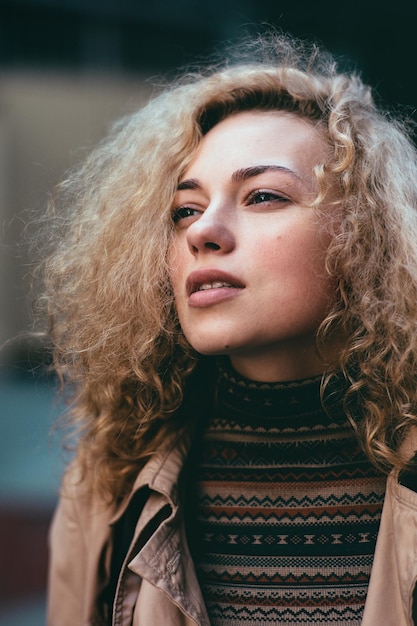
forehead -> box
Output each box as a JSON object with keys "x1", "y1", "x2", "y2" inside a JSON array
[{"x1": 183, "y1": 110, "x2": 327, "y2": 180}]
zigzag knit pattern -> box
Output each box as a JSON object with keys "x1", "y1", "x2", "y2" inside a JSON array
[{"x1": 187, "y1": 362, "x2": 386, "y2": 626}]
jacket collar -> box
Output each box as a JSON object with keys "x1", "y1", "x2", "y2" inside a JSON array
[{"x1": 109, "y1": 429, "x2": 191, "y2": 525}]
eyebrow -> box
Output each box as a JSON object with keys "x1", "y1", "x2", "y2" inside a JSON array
[
  {"x1": 232, "y1": 164, "x2": 302, "y2": 183},
  {"x1": 177, "y1": 164, "x2": 303, "y2": 191}
]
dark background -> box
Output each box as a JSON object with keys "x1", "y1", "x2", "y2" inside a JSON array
[
  {"x1": 1, "y1": 0, "x2": 416, "y2": 112},
  {"x1": 0, "y1": 0, "x2": 415, "y2": 623}
]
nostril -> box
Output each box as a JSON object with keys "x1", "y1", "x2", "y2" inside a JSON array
[{"x1": 205, "y1": 242, "x2": 221, "y2": 250}]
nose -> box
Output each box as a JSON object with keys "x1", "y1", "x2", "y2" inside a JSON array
[{"x1": 186, "y1": 204, "x2": 235, "y2": 255}]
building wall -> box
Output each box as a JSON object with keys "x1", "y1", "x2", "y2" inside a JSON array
[
  {"x1": 0, "y1": 71, "x2": 151, "y2": 621},
  {"x1": 0, "y1": 70, "x2": 151, "y2": 360}
]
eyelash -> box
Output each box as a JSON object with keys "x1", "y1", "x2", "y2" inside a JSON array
[
  {"x1": 246, "y1": 190, "x2": 290, "y2": 205},
  {"x1": 171, "y1": 206, "x2": 200, "y2": 224},
  {"x1": 171, "y1": 190, "x2": 290, "y2": 224}
]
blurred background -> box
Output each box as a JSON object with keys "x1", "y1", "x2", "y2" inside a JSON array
[{"x1": 0, "y1": 0, "x2": 415, "y2": 623}]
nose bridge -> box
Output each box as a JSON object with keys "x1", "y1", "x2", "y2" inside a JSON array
[{"x1": 186, "y1": 197, "x2": 235, "y2": 254}]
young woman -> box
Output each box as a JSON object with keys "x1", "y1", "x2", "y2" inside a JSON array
[{"x1": 43, "y1": 33, "x2": 417, "y2": 626}]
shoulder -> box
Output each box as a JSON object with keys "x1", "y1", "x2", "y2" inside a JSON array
[
  {"x1": 48, "y1": 460, "x2": 116, "y2": 624},
  {"x1": 52, "y1": 459, "x2": 117, "y2": 542}
]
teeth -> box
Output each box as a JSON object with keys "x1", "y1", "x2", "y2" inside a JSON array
[{"x1": 198, "y1": 281, "x2": 232, "y2": 291}]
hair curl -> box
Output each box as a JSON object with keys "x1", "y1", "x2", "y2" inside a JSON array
[{"x1": 37, "y1": 32, "x2": 417, "y2": 500}]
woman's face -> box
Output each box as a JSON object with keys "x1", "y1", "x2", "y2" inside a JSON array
[{"x1": 168, "y1": 110, "x2": 335, "y2": 382}]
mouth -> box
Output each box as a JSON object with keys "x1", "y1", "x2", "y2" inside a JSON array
[
  {"x1": 194, "y1": 280, "x2": 238, "y2": 292},
  {"x1": 186, "y1": 270, "x2": 245, "y2": 296}
]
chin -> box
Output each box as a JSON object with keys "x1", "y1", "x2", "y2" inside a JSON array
[
  {"x1": 189, "y1": 340, "x2": 235, "y2": 357},
  {"x1": 194, "y1": 347, "x2": 231, "y2": 357}
]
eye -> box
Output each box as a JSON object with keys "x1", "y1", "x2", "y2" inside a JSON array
[
  {"x1": 247, "y1": 190, "x2": 290, "y2": 205},
  {"x1": 172, "y1": 206, "x2": 201, "y2": 224}
]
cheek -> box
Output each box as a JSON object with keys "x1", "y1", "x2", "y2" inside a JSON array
[
  {"x1": 260, "y1": 227, "x2": 332, "y2": 300},
  {"x1": 256, "y1": 231, "x2": 321, "y2": 275}
]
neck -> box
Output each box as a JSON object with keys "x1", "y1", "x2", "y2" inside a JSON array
[
  {"x1": 229, "y1": 351, "x2": 327, "y2": 383},
  {"x1": 228, "y1": 334, "x2": 343, "y2": 383}
]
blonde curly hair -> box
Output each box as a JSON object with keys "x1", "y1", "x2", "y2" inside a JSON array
[{"x1": 38, "y1": 33, "x2": 417, "y2": 500}]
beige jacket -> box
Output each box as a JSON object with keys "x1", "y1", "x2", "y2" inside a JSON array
[{"x1": 48, "y1": 430, "x2": 417, "y2": 626}]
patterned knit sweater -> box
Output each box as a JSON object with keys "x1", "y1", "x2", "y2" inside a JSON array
[{"x1": 186, "y1": 361, "x2": 387, "y2": 626}]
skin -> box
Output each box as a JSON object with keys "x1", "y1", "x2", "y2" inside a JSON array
[{"x1": 168, "y1": 110, "x2": 336, "y2": 382}]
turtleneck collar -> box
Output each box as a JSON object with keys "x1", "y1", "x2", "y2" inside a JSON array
[{"x1": 214, "y1": 358, "x2": 348, "y2": 428}]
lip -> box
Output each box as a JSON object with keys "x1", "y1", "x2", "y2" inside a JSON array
[{"x1": 186, "y1": 269, "x2": 245, "y2": 307}]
